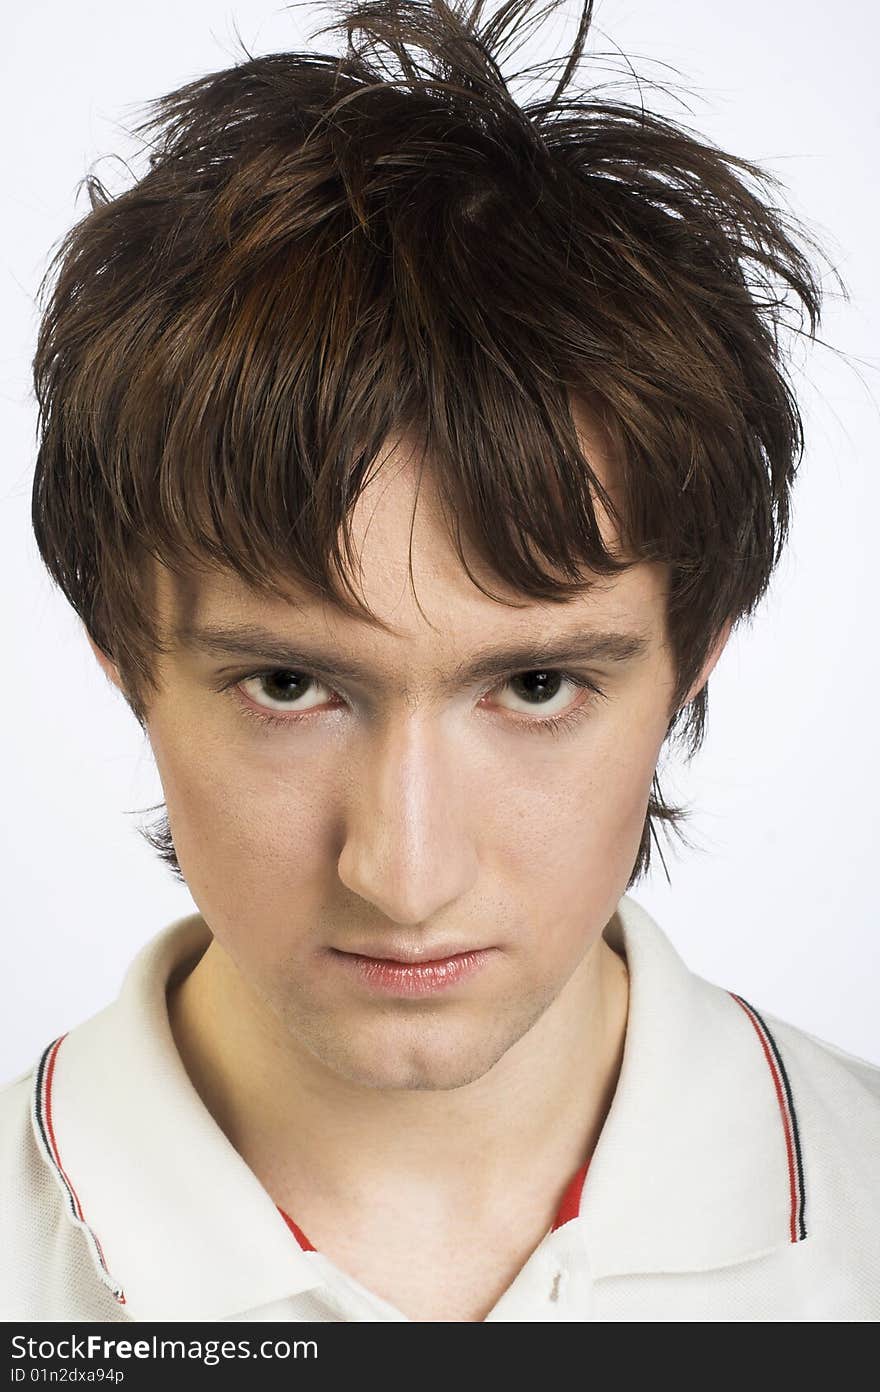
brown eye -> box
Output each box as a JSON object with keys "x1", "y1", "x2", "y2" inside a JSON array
[
  {"x1": 508, "y1": 671, "x2": 565, "y2": 704},
  {"x1": 240, "y1": 670, "x2": 332, "y2": 712},
  {"x1": 496, "y1": 670, "x2": 573, "y2": 715}
]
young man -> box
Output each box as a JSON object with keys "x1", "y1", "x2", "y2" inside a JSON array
[{"x1": 3, "y1": 0, "x2": 878, "y2": 1322}]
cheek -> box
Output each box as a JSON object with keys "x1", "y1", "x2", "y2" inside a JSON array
[
  {"x1": 496, "y1": 703, "x2": 665, "y2": 915},
  {"x1": 147, "y1": 718, "x2": 337, "y2": 906}
]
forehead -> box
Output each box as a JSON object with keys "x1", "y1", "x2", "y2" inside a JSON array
[{"x1": 154, "y1": 405, "x2": 667, "y2": 668}]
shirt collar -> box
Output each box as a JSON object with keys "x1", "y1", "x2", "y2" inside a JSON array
[
  {"x1": 579, "y1": 895, "x2": 805, "y2": 1278},
  {"x1": 31, "y1": 893, "x2": 805, "y2": 1320},
  {"x1": 33, "y1": 915, "x2": 324, "y2": 1322}
]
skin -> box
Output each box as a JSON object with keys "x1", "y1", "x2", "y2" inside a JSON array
[{"x1": 89, "y1": 406, "x2": 730, "y2": 1320}]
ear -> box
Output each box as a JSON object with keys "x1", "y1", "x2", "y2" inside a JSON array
[
  {"x1": 681, "y1": 617, "x2": 734, "y2": 708},
  {"x1": 85, "y1": 628, "x2": 125, "y2": 695}
]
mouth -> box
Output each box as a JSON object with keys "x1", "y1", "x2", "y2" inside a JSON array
[
  {"x1": 328, "y1": 946, "x2": 496, "y2": 997},
  {"x1": 332, "y1": 942, "x2": 488, "y2": 963}
]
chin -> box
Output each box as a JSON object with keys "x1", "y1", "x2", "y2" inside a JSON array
[
  {"x1": 277, "y1": 981, "x2": 558, "y2": 1092},
  {"x1": 333, "y1": 1059, "x2": 498, "y2": 1093},
  {"x1": 302, "y1": 1027, "x2": 510, "y2": 1093}
]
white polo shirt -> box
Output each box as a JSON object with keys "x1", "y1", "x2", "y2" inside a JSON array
[{"x1": 1, "y1": 893, "x2": 878, "y2": 1322}]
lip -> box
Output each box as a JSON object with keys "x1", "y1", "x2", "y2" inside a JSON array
[
  {"x1": 334, "y1": 943, "x2": 487, "y2": 964},
  {"x1": 329, "y1": 947, "x2": 495, "y2": 997}
]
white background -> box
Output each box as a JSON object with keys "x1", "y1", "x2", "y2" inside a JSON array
[{"x1": 1, "y1": 0, "x2": 878, "y2": 1082}]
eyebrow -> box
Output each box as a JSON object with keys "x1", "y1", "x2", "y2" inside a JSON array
[{"x1": 175, "y1": 621, "x2": 651, "y2": 694}]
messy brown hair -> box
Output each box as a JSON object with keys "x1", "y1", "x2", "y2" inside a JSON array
[{"x1": 30, "y1": 0, "x2": 838, "y2": 888}]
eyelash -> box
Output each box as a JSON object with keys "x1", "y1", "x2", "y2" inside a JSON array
[{"x1": 219, "y1": 668, "x2": 606, "y2": 739}]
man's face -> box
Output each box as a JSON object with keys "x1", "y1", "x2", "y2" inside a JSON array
[{"x1": 100, "y1": 419, "x2": 719, "y2": 1093}]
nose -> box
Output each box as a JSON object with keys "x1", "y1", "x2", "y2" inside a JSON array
[{"x1": 336, "y1": 714, "x2": 478, "y2": 926}]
